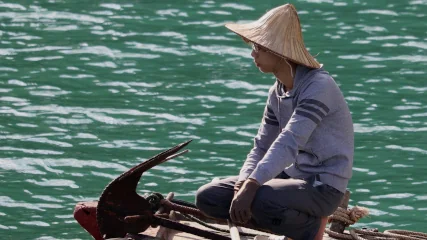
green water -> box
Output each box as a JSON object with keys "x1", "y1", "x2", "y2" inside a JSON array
[{"x1": 0, "y1": 0, "x2": 426, "y2": 239}]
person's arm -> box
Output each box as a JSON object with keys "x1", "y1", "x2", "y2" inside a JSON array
[
  {"x1": 238, "y1": 87, "x2": 280, "y2": 182},
  {"x1": 248, "y1": 79, "x2": 336, "y2": 185}
]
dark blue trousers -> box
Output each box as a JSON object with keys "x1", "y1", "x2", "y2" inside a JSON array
[{"x1": 195, "y1": 173, "x2": 343, "y2": 240}]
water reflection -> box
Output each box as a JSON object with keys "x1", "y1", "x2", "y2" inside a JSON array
[{"x1": 0, "y1": 0, "x2": 427, "y2": 238}]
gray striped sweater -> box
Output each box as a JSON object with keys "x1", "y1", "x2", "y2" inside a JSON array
[{"x1": 238, "y1": 65, "x2": 354, "y2": 193}]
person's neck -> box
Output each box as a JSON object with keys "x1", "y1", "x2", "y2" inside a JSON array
[{"x1": 273, "y1": 61, "x2": 296, "y2": 92}]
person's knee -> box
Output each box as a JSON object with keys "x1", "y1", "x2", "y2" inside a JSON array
[
  {"x1": 195, "y1": 181, "x2": 233, "y2": 219},
  {"x1": 195, "y1": 183, "x2": 212, "y2": 211}
]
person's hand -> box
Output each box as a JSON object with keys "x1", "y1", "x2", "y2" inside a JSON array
[
  {"x1": 229, "y1": 178, "x2": 260, "y2": 224},
  {"x1": 233, "y1": 180, "x2": 244, "y2": 196}
]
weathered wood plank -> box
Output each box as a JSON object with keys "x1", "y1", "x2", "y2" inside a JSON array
[{"x1": 139, "y1": 221, "x2": 344, "y2": 240}]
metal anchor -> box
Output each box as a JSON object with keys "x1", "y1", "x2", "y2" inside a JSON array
[{"x1": 96, "y1": 140, "x2": 231, "y2": 240}]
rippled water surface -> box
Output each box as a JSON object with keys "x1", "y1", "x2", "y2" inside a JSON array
[{"x1": 1, "y1": 0, "x2": 427, "y2": 239}]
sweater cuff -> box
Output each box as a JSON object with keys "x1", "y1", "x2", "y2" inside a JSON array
[
  {"x1": 237, "y1": 172, "x2": 250, "y2": 182},
  {"x1": 248, "y1": 167, "x2": 271, "y2": 186}
]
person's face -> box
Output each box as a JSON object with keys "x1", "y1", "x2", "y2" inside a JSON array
[{"x1": 250, "y1": 43, "x2": 282, "y2": 73}]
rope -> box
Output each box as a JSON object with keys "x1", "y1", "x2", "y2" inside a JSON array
[
  {"x1": 325, "y1": 206, "x2": 427, "y2": 240},
  {"x1": 160, "y1": 199, "x2": 208, "y2": 219},
  {"x1": 351, "y1": 228, "x2": 426, "y2": 240},
  {"x1": 328, "y1": 206, "x2": 370, "y2": 226},
  {"x1": 384, "y1": 230, "x2": 427, "y2": 239},
  {"x1": 326, "y1": 226, "x2": 427, "y2": 240}
]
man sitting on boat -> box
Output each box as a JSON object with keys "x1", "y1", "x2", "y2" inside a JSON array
[{"x1": 196, "y1": 4, "x2": 354, "y2": 240}]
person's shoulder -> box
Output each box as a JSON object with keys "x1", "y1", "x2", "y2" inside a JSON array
[
  {"x1": 298, "y1": 69, "x2": 341, "y2": 100},
  {"x1": 306, "y1": 68, "x2": 338, "y2": 90},
  {"x1": 310, "y1": 67, "x2": 334, "y2": 82}
]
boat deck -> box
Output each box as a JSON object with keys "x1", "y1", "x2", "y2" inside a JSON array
[{"x1": 140, "y1": 221, "x2": 341, "y2": 240}]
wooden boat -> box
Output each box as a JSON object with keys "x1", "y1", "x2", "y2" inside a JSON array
[{"x1": 74, "y1": 141, "x2": 427, "y2": 240}]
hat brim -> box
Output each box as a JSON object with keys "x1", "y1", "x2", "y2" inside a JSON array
[
  {"x1": 225, "y1": 23, "x2": 321, "y2": 69},
  {"x1": 224, "y1": 4, "x2": 322, "y2": 69}
]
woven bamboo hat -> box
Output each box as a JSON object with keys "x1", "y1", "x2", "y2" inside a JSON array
[{"x1": 225, "y1": 4, "x2": 321, "y2": 69}]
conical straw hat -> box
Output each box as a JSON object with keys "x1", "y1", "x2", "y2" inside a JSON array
[{"x1": 225, "y1": 4, "x2": 321, "y2": 69}]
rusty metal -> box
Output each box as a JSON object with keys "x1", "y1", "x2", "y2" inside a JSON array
[
  {"x1": 156, "y1": 192, "x2": 174, "y2": 215},
  {"x1": 96, "y1": 140, "x2": 192, "y2": 239},
  {"x1": 160, "y1": 198, "x2": 210, "y2": 219}
]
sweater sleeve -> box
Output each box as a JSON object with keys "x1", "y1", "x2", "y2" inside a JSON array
[
  {"x1": 238, "y1": 86, "x2": 280, "y2": 182},
  {"x1": 248, "y1": 79, "x2": 336, "y2": 185}
]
